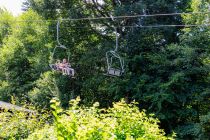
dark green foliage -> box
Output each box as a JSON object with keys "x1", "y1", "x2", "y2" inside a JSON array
[{"x1": 28, "y1": 72, "x2": 59, "y2": 109}]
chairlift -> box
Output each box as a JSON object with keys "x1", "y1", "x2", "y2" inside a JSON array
[
  {"x1": 49, "y1": 20, "x2": 75, "y2": 77},
  {"x1": 105, "y1": 28, "x2": 125, "y2": 77}
]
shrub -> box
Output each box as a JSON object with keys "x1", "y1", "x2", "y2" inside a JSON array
[
  {"x1": 25, "y1": 124, "x2": 56, "y2": 140},
  {"x1": 51, "y1": 97, "x2": 175, "y2": 140},
  {"x1": 0, "y1": 110, "x2": 42, "y2": 139}
]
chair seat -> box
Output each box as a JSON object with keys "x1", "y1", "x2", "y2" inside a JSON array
[
  {"x1": 49, "y1": 64, "x2": 59, "y2": 71},
  {"x1": 50, "y1": 64, "x2": 75, "y2": 77},
  {"x1": 108, "y1": 68, "x2": 122, "y2": 76}
]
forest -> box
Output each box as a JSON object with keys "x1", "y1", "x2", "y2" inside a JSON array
[{"x1": 0, "y1": 0, "x2": 209, "y2": 139}]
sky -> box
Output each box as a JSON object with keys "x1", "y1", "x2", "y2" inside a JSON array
[{"x1": 0, "y1": 0, "x2": 24, "y2": 16}]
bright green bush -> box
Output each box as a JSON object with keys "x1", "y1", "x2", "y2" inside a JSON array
[
  {"x1": 0, "y1": 110, "x2": 43, "y2": 139},
  {"x1": 51, "y1": 97, "x2": 175, "y2": 140},
  {"x1": 25, "y1": 124, "x2": 57, "y2": 140}
]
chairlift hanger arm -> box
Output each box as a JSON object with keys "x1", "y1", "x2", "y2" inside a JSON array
[
  {"x1": 115, "y1": 27, "x2": 119, "y2": 52},
  {"x1": 56, "y1": 20, "x2": 67, "y2": 49}
]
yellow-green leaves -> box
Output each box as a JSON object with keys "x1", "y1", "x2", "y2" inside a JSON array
[{"x1": 51, "y1": 98, "x2": 174, "y2": 140}]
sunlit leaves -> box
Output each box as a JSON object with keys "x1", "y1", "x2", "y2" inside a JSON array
[{"x1": 51, "y1": 98, "x2": 174, "y2": 140}]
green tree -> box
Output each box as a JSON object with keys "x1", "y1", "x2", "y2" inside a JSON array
[
  {"x1": 0, "y1": 10, "x2": 51, "y2": 102},
  {"x1": 28, "y1": 71, "x2": 59, "y2": 109},
  {"x1": 172, "y1": 1, "x2": 210, "y2": 138},
  {"x1": 0, "y1": 8, "x2": 14, "y2": 45}
]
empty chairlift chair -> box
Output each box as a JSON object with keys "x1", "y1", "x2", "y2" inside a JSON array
[
  {"x1": 106, "y1": 50, "x2": 125, "y2": 76},
  {"x1": 105, "y1": 28, "x2": 125, "y2": 77}
]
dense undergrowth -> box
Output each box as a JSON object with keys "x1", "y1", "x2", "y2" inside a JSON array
[{"x1": 0, "y1": 98, "x2": 174, "y2": 140}]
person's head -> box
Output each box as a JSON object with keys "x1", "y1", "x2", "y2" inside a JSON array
[{"x1": 63, "y1": 59, "x2": 67, "y2": 63}]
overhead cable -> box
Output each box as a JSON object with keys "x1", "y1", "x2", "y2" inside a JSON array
[
  {"x1": 62, "y1": 11, "x2": 210, "y2": 21},
  {"x1": 0, "y1": 24, "x2": 209, "y2": 30},
  {"x1": 0, "y1": 11, "x2": 209, "y2": 22},
  {"x1": 118, "y1": 24, "x2": 210, "y2": 28}
]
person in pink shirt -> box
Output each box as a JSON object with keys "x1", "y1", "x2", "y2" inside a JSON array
[{"x1": 60, "y1": 59, "x2": 75, "y2": 76}]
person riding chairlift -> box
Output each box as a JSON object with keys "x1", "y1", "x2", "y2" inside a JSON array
[{"x1": 56, "y1": 59, "x2": 75, "y2": 76}]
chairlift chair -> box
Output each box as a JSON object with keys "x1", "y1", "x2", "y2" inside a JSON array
[
  {"x1": 49, "y1": 20, "x2": 75, "y2": 77},
  {"x1": 105, "y1": 28, "x2": 125, "y2": 77},
  {"x1": 106, "y1": 50, "x2": 124, "y2": 76}
]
